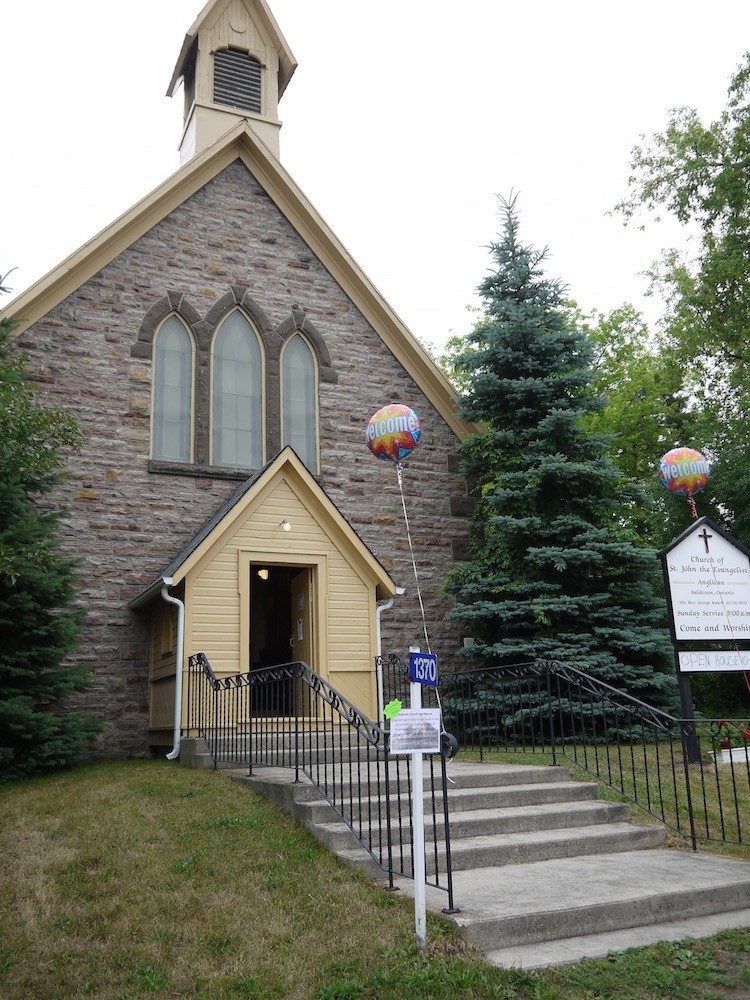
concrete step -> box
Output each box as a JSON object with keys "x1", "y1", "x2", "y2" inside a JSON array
[
  {"x1": 293, "y1": 780, "x2": 601, "y2": 830},
  {"x1": 303, "y1": 798, "x2": 632, "y2": 851},
  {"x1": 443, "y1": 799, "x2": 632, "y2": 838},
  {"x1": 233, "y1": 763, "x2": 643, "y2": 865},
  {"x1": 438, "y1": 762, "x2": 572, "y2": 789},
  {"x1": 484, "y1": 907, "x2": 750, "y2": 970},
  {"x1": 442, "y1": 822, "x2": 666, "y2": 870},
  {"x1": 225, "y1": 758, "x2": 750, "y2": 968},
  {"x1": 446, "y1": 780, "x2": 599, "y2": 811},
  {"x1": 332, "y1": 821, "x2": 666, "y2": 875},
  {"x1": 413, "y1": 850, "x2": 750, "y2": 957}
]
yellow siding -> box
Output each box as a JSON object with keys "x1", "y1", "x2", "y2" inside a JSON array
[
  {"x1": 150, "y1": 602, "x2": 177, "y2": 681},
  {"x1": 150, "y1": 676, "x2": 176, "y2": 729},
  {"x1": 184, "y1": 473, "x2": 378, "y2": 717},
  {"x1": 330, "y1": 671, "x2": 377, "y2": 720},
  {"x1": 328, "y1": 548, "x2": 372, "y2": 668}
]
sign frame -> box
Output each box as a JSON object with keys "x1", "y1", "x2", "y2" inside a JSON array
[{"x1": 658, "y1": 516, "x2": 750, "y2": 651}]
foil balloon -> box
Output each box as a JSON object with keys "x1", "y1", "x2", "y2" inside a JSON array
[
  {"x1": 366, "y1": 404, "x2": 421, "y2": 463},
  {"x1": 658, "y1": 447, "x2": 710, "y2": 498}
]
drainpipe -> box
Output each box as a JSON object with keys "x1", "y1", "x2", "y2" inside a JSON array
[
  {"x1": 160, "y1": 577, "x2": 185, "y2": 761},
  {"x1": 376, "y1": 586, "x2": 405, "y2": 724}
]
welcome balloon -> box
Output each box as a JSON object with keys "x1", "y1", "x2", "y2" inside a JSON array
[
  {"x1": 366, "y1": 404, "x2": 421, "y2": 463},
  {"x1": 658, "y1": 447, "x2": 710, "y2": 498}
]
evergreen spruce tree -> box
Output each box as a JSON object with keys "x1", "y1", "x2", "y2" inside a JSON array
[
  {"x1": 447, "y1": 200, "x2": 677, "y2": 711},
  {"x1": 0, "y1": 274, "x2": 101, "y2": 780}
]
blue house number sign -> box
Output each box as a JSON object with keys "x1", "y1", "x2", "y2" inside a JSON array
[{"x1": 409, "y1": 651, "x2": 438, "y2": 687}]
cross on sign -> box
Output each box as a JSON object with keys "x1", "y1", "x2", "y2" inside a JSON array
[{"x1": 698, "y1": 527, "x2": 713, "y2": 553}]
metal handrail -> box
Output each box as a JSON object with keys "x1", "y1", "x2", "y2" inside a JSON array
[
  {"x1": 185, "y1": 653, "x2": 456, "y2": 909},
  {"x1": 435, "y1": 658, "x2": 750, "y2": 850}
]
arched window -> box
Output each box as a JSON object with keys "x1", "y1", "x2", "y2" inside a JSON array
[
  {"x1": 212, "y1": 311, "x2": 263, "y2": 468},
  {"x1": 282, "y1": 334, "x2": 318, "y2": 473},
  {"x1": 152, "y1": 315, "x2": 193, "y2": 462}
]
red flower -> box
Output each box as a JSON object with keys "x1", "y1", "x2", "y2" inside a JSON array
[{"x1": 720, "y1": 738, "x2": 731, "y2": 749}]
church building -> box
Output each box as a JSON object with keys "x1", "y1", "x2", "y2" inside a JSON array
[{"x1": 5, "y1": 0, "x2": 474, "y2": 757}]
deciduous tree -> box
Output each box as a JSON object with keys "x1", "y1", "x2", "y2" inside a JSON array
[{"x1": 616, "y1": 53, "x2": 750, "y2": 542}]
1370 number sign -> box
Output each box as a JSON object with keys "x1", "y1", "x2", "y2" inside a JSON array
[{"x1": 409, "y1": 652, "x2": 438, "y2": 687}]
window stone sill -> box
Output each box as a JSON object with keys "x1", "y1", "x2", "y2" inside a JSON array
[{"x1": 147, "y1": 459, "x2": 257, "y2": 481}]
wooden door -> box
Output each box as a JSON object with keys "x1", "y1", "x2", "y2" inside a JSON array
[{"x1": 290, "y1": 568, "x2": 313, "y2": 667}]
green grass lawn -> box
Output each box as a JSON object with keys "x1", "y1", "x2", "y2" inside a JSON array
[{"x1": 1, "y1": 760, "x2": 749, "y2": 1000}]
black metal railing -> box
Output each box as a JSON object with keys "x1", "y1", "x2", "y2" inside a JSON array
[
  {"x1": 185, "y1": 653, "x2": 456, "y2": 909},
  {"x1": 420, "y1": 657, "x2": 750, "y2": 851}
]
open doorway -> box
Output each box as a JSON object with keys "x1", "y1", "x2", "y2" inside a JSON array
[
  {"x1": 249, "y1": 564, "x2": 313, "y2": 718},
  {"x1": 250, "y1": 565, "x2": 313, "y2": 671}
]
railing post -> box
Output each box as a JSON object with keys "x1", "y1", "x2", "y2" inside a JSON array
[
  {"x1": 293, "y1": 663, "x2": 300, "y2": 783},
  {"x1": 383, "y1": 741, "x2": 396, "y2": 891},
  {"x1": 677, "y1": 667, "x2": 701, "y2": 764},
  {"x1": 544, "y1": 661, "x2": 557, "y2": 766},
  {"x1": 680, "y1": 721, "x2": 698, "y2": 851},
  {"x1": 185, "y1": 655, "x2": 193, "y2": 736},
  {"x1": 246, "y1": 667, "x2": 254, "y2": 777},
  {"x1": 211, "y1": 681, "x2": 218, "y2": 770},
  {"x1": 439, "y1": 752, "x2": 458, "y2": 914}
]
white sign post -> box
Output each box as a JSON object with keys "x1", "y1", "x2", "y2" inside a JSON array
[
  {"x1": 387, "y1": 647, "x2": 441, "y2": 951},
  {"x1": 409, "y1": 676, "x2": 427, "y2": 951}
]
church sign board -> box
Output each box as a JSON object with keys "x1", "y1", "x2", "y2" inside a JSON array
[{"x1": 659, "y1": 517, "x2": 750, "y2": 662}]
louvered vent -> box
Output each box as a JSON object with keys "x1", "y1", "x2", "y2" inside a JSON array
[{"x1": 213, "y1": 48, "x2": 261, "y2": 113}]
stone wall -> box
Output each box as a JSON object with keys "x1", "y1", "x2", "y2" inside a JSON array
[{"x1": 15, "y1": 159, "x2": 471, "y2": 756}]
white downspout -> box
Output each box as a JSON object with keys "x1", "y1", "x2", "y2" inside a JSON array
[
  {"x1": 375, "y1": 586, "x2": 405, "y2": 724},
  {"x1": 160, "y1": 577, "x2": 185, "y2": 761}
]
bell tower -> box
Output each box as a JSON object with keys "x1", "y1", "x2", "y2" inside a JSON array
[{"x1": 167, "y1": 0, "x2": 297, "y2": 164}]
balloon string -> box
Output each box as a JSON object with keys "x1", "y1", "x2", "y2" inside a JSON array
[
  {"x1": 396, "y1": 462, "x2": 431, "y2": 654},
  {"x1": 396, "y1": 462, "x2": 451, "y2": 743},
  {"x1": 688, "y1": 497, "x2": 698, "y2": 519}
]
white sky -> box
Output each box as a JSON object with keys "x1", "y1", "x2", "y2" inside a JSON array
[{"x1": 4, "y1": 1, "x2": 750, "y2": 351}]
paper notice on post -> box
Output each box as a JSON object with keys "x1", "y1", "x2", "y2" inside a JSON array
[{"x1": 388, "y1": 709, "x2": 441, "y2": 755}]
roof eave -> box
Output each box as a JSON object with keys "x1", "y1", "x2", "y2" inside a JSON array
[{"x1": 129, "y1": 576, "x2": 170, "y2": 610}]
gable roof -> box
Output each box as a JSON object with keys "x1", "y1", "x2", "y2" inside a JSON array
[
  {"x1": 2, "y1": 120, "x2": 473, "y2": 441},
  {"x1": 129, "y1": 447, "x2": 398, "y2": 608}
]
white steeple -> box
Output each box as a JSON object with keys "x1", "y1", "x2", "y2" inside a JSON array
[{"x1": 167, "y1": 0, "x2": 297, "y2": 164}]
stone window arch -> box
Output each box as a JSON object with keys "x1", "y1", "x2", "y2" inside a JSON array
[{"x1": 136, "y1": 290, "x2": 337, "y2": 479}]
